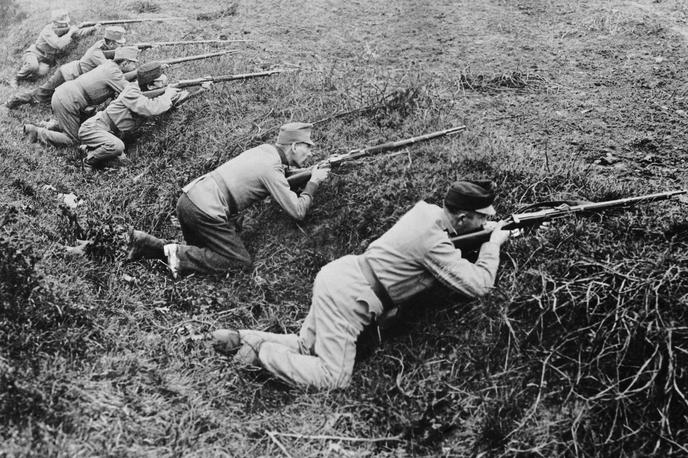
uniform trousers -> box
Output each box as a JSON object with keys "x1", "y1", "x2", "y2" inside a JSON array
[
  {"x1": 78, "y1": 115, "x2": 125, "y2": 164},
  {"x1": 17, "y1": 51, "x2": 51, "y2": 80},
  {"x1": 175, "y1": 193, "x2": 252, "y2": 275},
  {"x1": 243, "y1": 255, "x2": 383, "y2": 389},
  {"x1": 34, "y1": 89, "x2": 85, "y2": 146}
]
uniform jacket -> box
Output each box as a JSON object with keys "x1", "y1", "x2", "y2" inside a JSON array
[
  {"x1": 54, "y1": 60, "x2": 127, "y2": 107},
  {"x1": 364, "y1": 201, "x2": 501, "y2": 303},
  {"x1": 183, "y1": 144, "x2": 318, "y2": 221},
  {"x1": 28, "y1": 24, "x2": 74, "y2": 63},
  {"x1": 99, "y1": 82, "x2": 174, "y2": 133},
  {"x1": 60, "y1": 39, "x2": 109, "y2": 80}
]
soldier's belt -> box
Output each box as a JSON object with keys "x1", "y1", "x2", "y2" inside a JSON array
[
  {"x1": 102, "y1": 112, "x2": 121, "y2": 137},
  {"x1": 357, "y1": 256, "x2": 394, "y2": 311}
]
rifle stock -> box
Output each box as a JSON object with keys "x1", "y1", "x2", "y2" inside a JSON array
[
  {"x1": 450, "y1": 190, "x2": 687, "y2": 250},
  {"x1": 286, "y1": 125, "x2": 466, "y2": 187}
]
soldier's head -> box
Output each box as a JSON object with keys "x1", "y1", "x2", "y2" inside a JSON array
[
  {"x1": 136, "y1": 62, "x2": 167, "y2": 90},
  {"x1": 114, "y1": 46, "x2": 139, "y2": 73},
  {"x1": 103, "y1": 26, "x2": 126, "y2": 50},
  {"x1": 443, "y1": 180, "x2": 496, "y2": 234},
  {"x1": 51, "y1": 9, "x2": 71, "y2": 36},
  {"x1": 277, "y1": 122, "x2": 315, "y2": 167}
]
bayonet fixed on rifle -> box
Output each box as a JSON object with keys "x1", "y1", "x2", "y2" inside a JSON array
[
  {"x1": 286, "y1": 125, "x2": 467, "y2": 186},
  {"x1": 135, "y1": 39, "x2": 251, "y2": 50},
  {"x1": 79, "y1": 17, "x2": 185, "y2": 28},
  {"x1": 159, "y1": 49, "x2": 235, "y2": 65},
  {"x1": 451, "y1": 190, "x2": 687, "y2": 250}
]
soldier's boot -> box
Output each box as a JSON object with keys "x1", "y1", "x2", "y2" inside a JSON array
[
  {"x1": 38, "y1": 118, "x2": 60, "y2": 130},
  {"x1": 22, "y1": 124, "x2": 38, "y2": 143},
  {"x1": 211, "y1": 329, "x2": 242, "y2": 356},
  {"x1": 6, "y1": 89, "x2": 36, "y2": 109},
  {"x1": 126, "y1": 229, "x2": 165, "y2": 262}
]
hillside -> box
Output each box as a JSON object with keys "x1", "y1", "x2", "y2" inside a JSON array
[{"x1": 1, "y1": 0, "x2": 687, "y2": 456}]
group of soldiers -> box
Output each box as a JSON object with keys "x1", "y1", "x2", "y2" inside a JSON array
[
  {"x1": 7, "y1": 10, "x2": 515, "y2": 391},
  {"x1": 7, "y1": 10, "x2": 183, "y2": 169}
]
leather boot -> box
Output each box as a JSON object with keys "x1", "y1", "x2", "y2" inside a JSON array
[
  {"x1": 126, "y1": 229, "x2": 165, "y2": 261},
  {"x1": 22, "y1": 124, "x2": 38, "y2": 143},
  {"x1": 211, "y1": 329, "x2": 242, "y2": 356}
]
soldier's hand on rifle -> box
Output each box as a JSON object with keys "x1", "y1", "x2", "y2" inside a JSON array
[
  {"x1": 309, "y1": 165, "x2": 331, "y2": 185},
  {"x1": 165, "y1": 86, "x2": 182, "y2": 101},
  {"x1": 201, "y1": 81, "x2": 213, "y2": 90},
  {"x1": 488, "y1": 221, "x2": 512, "y2": 246}
]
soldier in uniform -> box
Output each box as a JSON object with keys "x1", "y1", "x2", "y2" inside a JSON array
[
  {"x1": 77, "y1": 61, "x2": 181, "y2": 169},
  {"x1": 126, "y1": 122, "x2": 331, "y2": 277},
  {"x1": 211, "y1": 180, "x2": 514, "y2": 390},
  {"x1": 23, "y1": 46, "x2": 139, "y2": 148},
  {"x1": 7, "y1": 26, "x2": 126, "y2": 109},
  {"x1": 13, "y1": 10, "x2": 96, "y2": 86}
]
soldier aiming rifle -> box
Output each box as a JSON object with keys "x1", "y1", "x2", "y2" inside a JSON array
[{"x1": 7, "y1": 26, "x2": 127, "y2": 109}]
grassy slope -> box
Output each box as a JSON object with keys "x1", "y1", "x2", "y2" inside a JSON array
[{"x1": 1, "y1": 0, "x2": 687, "y2": 456}]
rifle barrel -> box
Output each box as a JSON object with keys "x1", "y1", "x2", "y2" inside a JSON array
[
  {"x1": 136, "y1": 39, "x2": 251, "y2": 49},
  {"x1": 160, "y1": 50, "x2": 234, "y2": 65},
  {"x1": 342, "y1": 125, "x2": 466, "y2": 161},
  {"x1": 451, "y1": 189, "x2": 687, "y2": 249},
  {"x1": 174, "y1": 70, "x2": 283, "y2": 88},
  {"x1": 287, "y1": 125, "x2": 467, "y2": 186},
  {"x1": 79, "y1": 16, "x2": 185, "y2": 28}
]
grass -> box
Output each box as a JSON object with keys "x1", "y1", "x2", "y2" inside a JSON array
[{"x1": 1, "y1": 0, "x2": 687, "y2": 456}]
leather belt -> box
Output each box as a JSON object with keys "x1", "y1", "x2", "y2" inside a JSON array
[
  {"x1": 79, "y1": 86, "x2": 94, "y2": 106},
  {"x1": 102, "y1": 112, "x2": 121, "y2": 137},
  {"x1": 209, "y1": 173, "x2": 239, "y2": 215},
  {"x1": 357, "y1": 256, "x2": 394, "y2": 311}
]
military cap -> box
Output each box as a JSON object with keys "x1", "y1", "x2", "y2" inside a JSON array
[
  {"x1": 51, "y1": 10, "x2": 70, "y2": 26},
  {"x1": 104, "y1": 26, "x2": 126, "y2": 44},
  {"x1": 137, "y1": 62, "x2": 163, "y2": 86},
  {"x1": 277, "y1": 122, "x2": 314, "y2": 146},
  {"x1": 444, "y1": 180, "x2": 496, "y2": 216},
  {"x1": 114, "y1": 46, "x2": 139, "y2": 62}
]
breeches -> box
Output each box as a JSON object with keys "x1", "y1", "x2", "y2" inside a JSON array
[
  {"x1": 78, "y1": 116, "x2": 125, "y2": 164},
  {"x1": 252, "y1": 255, "x2": 382, "y2": 390},
  {"x1": 175, "y1": 193, "x2": 252, "y2": 275},
  {"x1": 47, "y1": 91, "x2": 83, "y2": 144}
]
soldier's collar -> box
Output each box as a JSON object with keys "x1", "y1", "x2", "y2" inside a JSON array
[
  {"x1": 274, "y1": 144, "x2": 289, "y2": 166},
  {"x1": 441, "y1": 207, "x2": 458, "y2": 235}
]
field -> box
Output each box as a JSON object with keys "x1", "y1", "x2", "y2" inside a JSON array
[{"x1": 1, "y1": 0, "x2": 687, "y2": 456}]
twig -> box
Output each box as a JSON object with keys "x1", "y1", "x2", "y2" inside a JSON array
[
  {"x1": 267, "y1": 431, "x2": 294, "y2": 458},
  {"x1": 269, "y1": 431, "x2": 403, "y2": 443}
]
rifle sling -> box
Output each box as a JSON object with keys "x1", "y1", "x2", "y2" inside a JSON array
[{"x1": 357, "y1": 256, "x2": 394, "y2": 312}]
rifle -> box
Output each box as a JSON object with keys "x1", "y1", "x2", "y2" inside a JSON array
[
  {"x1": 159, "y1": 49, "x2": 235, "y2": 65},
  {"x1": 135, "y1": 39, "x2": 251, "y2": 49},
  {"x1": 286, "y1": 125, "x2": 467, "y2": 187},
  {"x1": 140, "y1": 70, "x2": 284, "y2": 105},
  {"x1": 79, "y1": 17, "x2": 185, "y2": 28},
  {"x1": 172, "y1": 69, "x2": 284, "y2": 88},
  {"x1": 451, "y1": 190, "x2": 687, "y2": 250}
]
